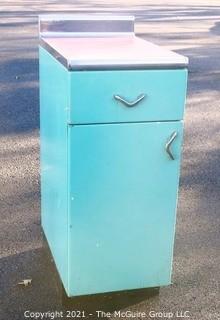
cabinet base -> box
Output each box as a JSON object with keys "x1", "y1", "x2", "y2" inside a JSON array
[
  {"x1": 62, "y1": 285, "x2": 159, "y2": 313},
  {"x1": 42, "y1": 228, "x2": 159, "y2": 312}
]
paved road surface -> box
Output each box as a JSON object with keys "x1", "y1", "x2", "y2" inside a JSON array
[{"x1": 0, "y1": 2, "x2": 220, "y2": 319}]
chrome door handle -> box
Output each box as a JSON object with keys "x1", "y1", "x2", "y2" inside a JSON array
[
  {"x1": 165, "y1": 131, "x2": 177, "y2": 160},
  {"x1": 114, "y1": 93, "x2": 146, "y2": 107}
]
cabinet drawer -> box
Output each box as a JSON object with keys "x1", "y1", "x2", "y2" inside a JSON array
[{"x1": 69, "y1": 69, "x2": 187, "y2": 124}]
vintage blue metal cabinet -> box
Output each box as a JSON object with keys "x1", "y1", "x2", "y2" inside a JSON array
[{"x1": 39, "y1": 15, "x2": 188, "y2": 297}]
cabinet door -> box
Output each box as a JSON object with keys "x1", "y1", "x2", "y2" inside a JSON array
[{"x1": 68, "y1": 121, "x2": 183, "y2": 296}]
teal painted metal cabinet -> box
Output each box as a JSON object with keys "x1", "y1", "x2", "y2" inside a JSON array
[{"x1": 39, "y1": 15, "x2": 188, "y2": 297}]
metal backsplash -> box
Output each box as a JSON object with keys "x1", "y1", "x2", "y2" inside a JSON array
[{"x1": 39, "y1": 15, "x2": 135, "y2": 38}]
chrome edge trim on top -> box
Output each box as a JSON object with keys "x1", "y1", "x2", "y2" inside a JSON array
[{"x1": 40, "y1": 38, "x2": 188, "y2": 70}]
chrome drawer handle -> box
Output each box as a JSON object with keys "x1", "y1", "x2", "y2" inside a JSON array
[
  {"x1": 165, "y1": 131, "x2": 177, "y2": 160},
  {"x1": 114, "y1": 93, "x2": 146, "y2": 107}
]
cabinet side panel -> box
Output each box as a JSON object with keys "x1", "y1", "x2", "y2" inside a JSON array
[{"x1": 39, "y1": 47, "x2": 69, "y2": 292}]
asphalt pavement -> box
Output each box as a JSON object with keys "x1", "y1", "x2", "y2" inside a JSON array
[{"x1": 0, "y1": 2, "x2": 220, "y2": 320}]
